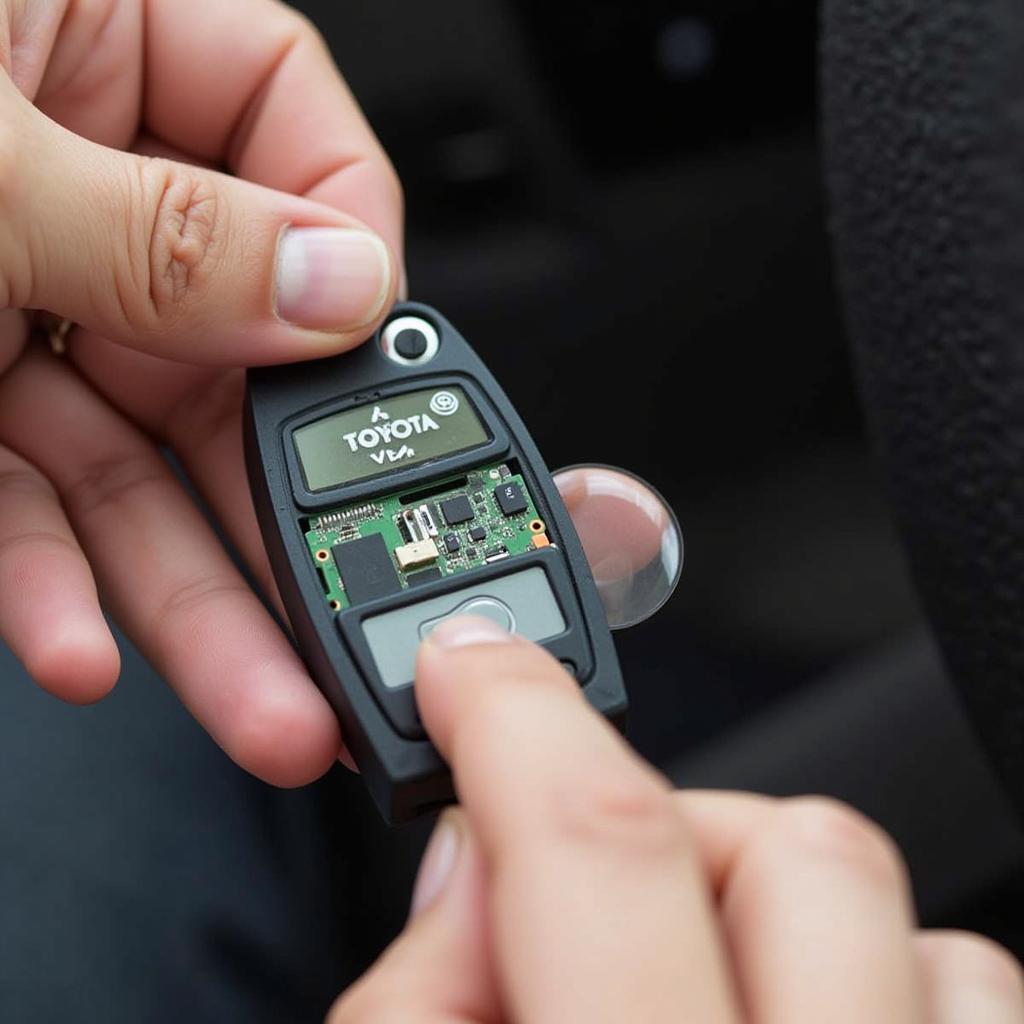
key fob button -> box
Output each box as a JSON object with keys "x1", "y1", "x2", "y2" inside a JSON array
[{"x1": 394, "y1": 328, "x2": 428, "y2": 360}]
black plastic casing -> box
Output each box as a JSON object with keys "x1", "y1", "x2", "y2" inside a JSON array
[{"x1": 244, "y1": 303, "x2": 626, "y2": 824}]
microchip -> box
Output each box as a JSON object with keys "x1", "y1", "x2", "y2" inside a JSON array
[
  {"x1": 472, "y1": 492, "x2": 484, "y2": 503},
  {"x1": 466, "y1": 548, "x2": 478, "y2": 560},
  {"x1": 407, "y1": 567, "x2": 443, "y2": 587},
  {"x1": 443, "y1": 533, "x2": 460, "y2": 554},
  {"x1": 469, "y1": 525, "x2": 487, "y2": 542},
  {"x1": 494, "y1": 482, "x2": 528, "y2": 516},
  {"x1": 333, "y1": 534, "x2": 400, "y2": 605},
  {"x1": 440, "y1": 495, "x2": 474, "y2": 525}
]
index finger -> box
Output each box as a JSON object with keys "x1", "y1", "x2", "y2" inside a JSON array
[
  {"x1": 144, "y1": 0, "x2": 403, "y2": 261},
  {"x1": 415, "y1": 618, "x2": 740, "y2": 1024}
]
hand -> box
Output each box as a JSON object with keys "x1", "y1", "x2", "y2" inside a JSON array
[
  {"x1": 331, "y1": 617, "x2": 1024, "y2": 1023},
  {"x1": 0, "y1": 0, "x2": 404, "y2": 784}
]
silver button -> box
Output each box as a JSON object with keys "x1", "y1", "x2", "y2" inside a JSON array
[
  {"x1": 419, "y1": 596, "x2": 517, "y2": 639},
  {"x1": 362, "y1": 567, "x2": 566, "y2": 690}
]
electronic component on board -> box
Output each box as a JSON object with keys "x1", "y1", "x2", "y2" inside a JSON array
[
  {"x1": 439, "y1": 495, "x2": 475, "y2": 526},
  {"x1": 407, "y1": 567, "x2": 444, "y2": 587},
  {"x1": 395, "y1": 539, "x2": 439, "y2": 570},
  {"x1": 495, "y1": 481, "x2": 528, "y2": 516},
  {"x1": 332, "y1": 534, "x2": 400, "y2": 604}
]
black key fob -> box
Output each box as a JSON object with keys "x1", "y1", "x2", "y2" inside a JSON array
[{"x1": 244, "y1": 303, "x2": 626, "y2": 824}]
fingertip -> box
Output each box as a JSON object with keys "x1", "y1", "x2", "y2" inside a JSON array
[
  {"x1": 423, "y1": 614, "x2": 514, "y2": 652},
  {"x1": 414, "y1": 617, "x2": 516, "y2": 749},
  {"x1": 255, "y1": 222, "x2": 400, "y2": 366},
  {"x1": 24, "y1": 622, "x2": 121, "y2": 705},
  {"x1": 274, "y1": 225, "x2": 394, "y2": 333},
  {"x1": 410, "y1": 808, "x2": 465, "y2": 917},
  {"x1": 225, "y1": 680, "x2": 342, "y2": 788},
  {"x1": 917, "y1": 929, "x2": 1024, "y2": 1000},
  {"x1": 415, "y1": 621, "x2": 577, "y2": 758},
  {"x1": 416, "y1": 618, "x2": 573, "y2": 693}
]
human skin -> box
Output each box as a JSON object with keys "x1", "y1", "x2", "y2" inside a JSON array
[
  {"x1": 331, "y1": 617, "x2": 1024, "y2": 1024},
  {"x1": 0, "y1": 0, "x2": 405, "y2": 783}
]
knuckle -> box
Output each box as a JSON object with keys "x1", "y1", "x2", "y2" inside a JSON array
[
  {"x1": 140, "y1": 572, "x2": 325, "y2": 786},
  {"x1": 263, "y1": 3, "x2": 324, "y2": 63},
  {"x1": 276, "y1": 4, "x2": 320, "y2": 43},
  {"x1": 65, "y1": 453, "x2": 169, "y2": 520},
  {"x1": 156, "y1": 573, "x2": 250, "y2": 630},
  {"x1": 0, "y1": 467, "x2": 72, "y2": 585},
  {"x1": 133, "y1": 158, "x2": 223, "y2": 321},
  {"x1": 0, "y1": 466, "x2": 56, "y2": 503},
  {"x1": 149, "y1": 572, "x2": 253, "y2": 679},
  {"x1": 778, "y1": 797, "x2": 906, "y2": 883},
  {"x1": 921, "y1": 931, "x2": 1024, "y2": 999},
  {"x1": 556, "y1": 772, "x2": 690, "y2": 862},
  {"x1": 0, "y1": 529, "x2": 80, "y2": 612},
  {"x1": 267, "y1": 0, "x2": 334, "y2": 54},
  {"x1": 0, "y1": 528, "x2": 77, "y2": 575}
]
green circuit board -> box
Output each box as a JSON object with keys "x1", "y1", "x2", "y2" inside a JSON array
[{"x1": 305, "y1": 461, "x2": 550, "y2": 611}]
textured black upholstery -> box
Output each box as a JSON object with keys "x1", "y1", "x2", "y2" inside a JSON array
[{"x1": 822, "y1": 0, "x2": 1024, "y2": 810}]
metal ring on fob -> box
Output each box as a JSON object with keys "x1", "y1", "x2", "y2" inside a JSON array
[{"x1": 381, "y1": 316, "x2": 441, "y2": 366}]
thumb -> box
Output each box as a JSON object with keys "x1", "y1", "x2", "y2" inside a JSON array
[
  {"x1": 327, "y1": 810, "x2": 500, "y2": 1023},
  {"x1": 0, "y1": 78, "x2": 397, "y2": 366}
]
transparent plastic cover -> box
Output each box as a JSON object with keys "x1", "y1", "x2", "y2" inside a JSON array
[{"x1": 554, "y1": 465, "x2": 683, "y2": 630}]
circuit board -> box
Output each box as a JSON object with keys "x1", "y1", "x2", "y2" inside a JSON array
[{"x1": 305, "y1": 461, "x2": 552, "y2": 611}]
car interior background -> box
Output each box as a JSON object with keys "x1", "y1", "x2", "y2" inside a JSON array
[{"x1": 0, "y1": 1, "x2": 1020, "y2": 1015}]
